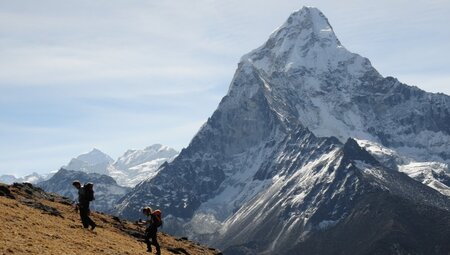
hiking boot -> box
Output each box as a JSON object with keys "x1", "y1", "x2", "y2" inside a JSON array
[{"x1": 91, "y1": 224, "x2": 96, "y2": 231}]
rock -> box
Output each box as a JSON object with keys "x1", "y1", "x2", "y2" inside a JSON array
[
  {"x1": 167, "y1": 247, "x2": 190, "y2": 255},
  {"x1": 20, "y1": 199, "x2": 63, "y2": 218},
  {"x1": 0, "y1": 184, "x2": 15, "y2": 199}
]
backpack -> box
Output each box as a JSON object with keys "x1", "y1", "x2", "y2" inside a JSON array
[
  {"x1": 84, "y1": 183, "x2": 95, "y2": 202},
  {"x1": 152, "y1": 209, "x2": 162, "y2": 228}
]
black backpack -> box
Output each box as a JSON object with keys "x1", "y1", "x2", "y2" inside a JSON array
[{"x1": 84, "y1": 183, "x2": 95, "y2": 202}]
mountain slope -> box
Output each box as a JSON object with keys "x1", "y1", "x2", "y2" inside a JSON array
[
  {"x1": 38, "y1": 169, "x2": 130, "y2": 213},
  {"x1": 115, "y1": 6, "x2": 450, "y2": 254},
  {"x1": 215, "y1": 138, "x2": 450, "y2": 254},
  {"x1": 0, "y1": 183, "x2": 221, "y2": 255},
  {"x1": 357, "y1": 139, "x2": 450, "y2": 196},
  {"x1": 286, "y1": 193, "x2": 450, "y2": 255}
]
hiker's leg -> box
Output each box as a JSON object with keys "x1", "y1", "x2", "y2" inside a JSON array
[
  {"x1": 86, "y1": 208, "x2": 96, "y2": 228},
  {"x1": 79, "y1": 207, "x2": 89, "y2": 228},
  {"x1": 87, "y1": 215, "x2": 96, "y2": 229},
  {"x1": 144, "y1": 228, "x2": 152, "y2": 252},
  {"x1": 151, "y1": 229, "x2": 160, "y2": 255}
]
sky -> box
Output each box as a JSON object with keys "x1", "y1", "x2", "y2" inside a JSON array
[{"x1": 1, "y1": 0, "x2": 449, "y2": 177}]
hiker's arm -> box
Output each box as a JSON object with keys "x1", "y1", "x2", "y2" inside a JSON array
[{"x1": 135, "y1": 220, "x2": 147, "y2": 225}]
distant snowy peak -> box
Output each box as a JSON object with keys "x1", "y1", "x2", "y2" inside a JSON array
[
  {"x1": 64, "y1": 148, "x2": 114, "y2": 175},
  {"x1": 0, "y1": 175, "x2": 18, "y2": 184},
  {"x1": 114, "y1": 144, "x2": 178, "y2": 170},
  {"x1": 0, "y1": 172, "x2": 49, "y2": 185},
  {"x1": 113, "y1": 144, "x2": 178, "y2": 187},
  {"x1": 74, "y1": 148, "x2": 114, "y2": 165},
  {"x1": 356, "y1": 139, "x2": 450, "y2": 196},
  {"x1": 60, "y1": 145, "x2": 178, "y2": 187}
]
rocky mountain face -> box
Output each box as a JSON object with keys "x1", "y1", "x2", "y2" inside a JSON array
[
  {"x1": 357, "y1": 139, "x2": 450, "y2": 196},
  {"x1": 38, "y1": 168, "x2": 130, "y2": 213},
  {"x1": 115, "y1": 6, "x2": 450, "y2": 254},
  {"x1": 216, "y1": 138, "x2": 450, "y2": 254}
]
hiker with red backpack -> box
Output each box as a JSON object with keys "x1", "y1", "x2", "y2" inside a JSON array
[
  {"x1": 138, "y1": 206, "x2": 162, "y2": 254},
  {"x1": 72, "y1": 180, "x2": 96, "y2": 230}
]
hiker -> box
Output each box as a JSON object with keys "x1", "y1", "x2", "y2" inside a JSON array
[
  {"x1": 72, "y1": 180, "x2": 96, "y2": 230},
  {"x1": 138, "y1": 206, "x2": 162, "y2": 254}
]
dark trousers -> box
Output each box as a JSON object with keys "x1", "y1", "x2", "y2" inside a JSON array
[
  {"x1": 145, "y1": 227, "x2": 160, "y2": 254},
  {"x1": 79, "y1": 205, "x2": 96, "y2": 228}
]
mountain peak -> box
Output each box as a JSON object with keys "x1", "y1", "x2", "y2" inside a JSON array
[
  {"x1": 241, "y1": 7, "x2": 363, "y2": 75},
  {"x1": 77, "y1": 148, "x2": 113, "y2": 164},
  {"x1": 342, "y1": 138, "x2": 380, "y2": 166},
  {"x1": 63, "y1": 148, "x2": 113, "y2": 175},
  {"x1": 284, "y1": 6, "x2": 338, "y2": 43},
  {"x1": 90, "y1": 148, "x2": 103, "y2": 153}
]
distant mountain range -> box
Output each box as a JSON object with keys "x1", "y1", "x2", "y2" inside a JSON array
[
  {"x1": 1, "y1": 144, "x2": 178, "y2": 189},
  {"x1": 1, "y1": 144, "x2": 178, "y2": 213},
  {"x1": 0, "y1": 172, "x2": 53, "y2": 185},
  {"x1": 63, "y1": 144, "x2": 178, "y2": 187}
]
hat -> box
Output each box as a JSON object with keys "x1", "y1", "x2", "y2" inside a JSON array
[{"x1": 142, "y1": 206, "x2": 152, "y2": 214}]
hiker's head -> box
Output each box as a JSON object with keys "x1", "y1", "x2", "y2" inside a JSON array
[
  {"x1": 142, "y1": 206, "x2": 152, "y2": 216},
  {"x1": 72, "y1": 180, "x2": 81, "y2": 189}
]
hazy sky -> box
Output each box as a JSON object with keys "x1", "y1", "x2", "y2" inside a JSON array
[{"x1": 1, "y1": 0, "x2": 449, "y2": 176}]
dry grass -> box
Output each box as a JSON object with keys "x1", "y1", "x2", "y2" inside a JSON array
[{"x1": 0, "y1": 184, "x2": 221, "y2": 255}]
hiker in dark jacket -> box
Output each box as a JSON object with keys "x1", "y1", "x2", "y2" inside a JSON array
[
  {"x1": 72, "y1": 180, "x2": 96, "y2": 230},
  {"x1": 138, "y1": 206, "x2": 161, "y2": 254}
]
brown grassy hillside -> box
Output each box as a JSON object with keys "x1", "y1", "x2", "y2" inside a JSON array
[{"x1": 0, "y1": 183, "x2": 222, "y2": 255}]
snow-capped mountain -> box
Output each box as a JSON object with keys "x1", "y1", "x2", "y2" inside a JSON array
[
  {"x1": 115, "y1": 6, "x2": 450, "y2": 254},
  {"x1": 0, "y1": 172, "x2": 51, "y2": 185},
  {"x1": 38, "y1": 168, "x2": 130, "y2": 213},
  {"x1": 0, "y1": 175, "x2": 17, "y2": 184},
  {"x1": 356, "y1": 139, "x2": 450, "y2": 196},
  {"x1": 64, "y1": 148, "x2": 115, "y2": 175},
  {"x1": 63, "y1": 145, "x2": 178, "y2": 187},
  {"x1": 216, "y1": 137, "x2": 450, "y2": 254},
  {"x1": 114, "y1": 144, "x2": 178, "y2": 170},
  {"x1": 113, "y1": 144, "x2": 178, "y2": 187}
]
